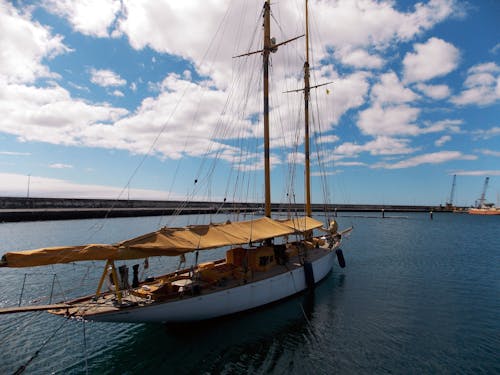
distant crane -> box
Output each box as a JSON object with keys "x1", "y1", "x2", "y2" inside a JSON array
[
  {"x1": 475, "y1": 177, "x2": 489, "y2": 208},
  {"x1": 446, "y1": 174, "x2": 456, "y2": 209}
]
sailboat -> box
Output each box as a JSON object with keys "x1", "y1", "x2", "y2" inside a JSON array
[{"x1": 0, "y1": 0, "x2": 352, "y2": 323}]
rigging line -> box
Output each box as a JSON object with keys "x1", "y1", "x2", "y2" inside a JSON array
[
  {"x1": 89, "y1": 1, "x2": 234, "y2": 234},
  {"x1": 191, "y1": 10, "x2": 263, "y2": 187},
  {"x1": 13, "y1": 317, "x2": 68, "y2": 375},
  {"x1": 288, "y1": 268, "x2": 320, "y2": 343},
  {"x1": 82, "y1": 320, "x2": 89, "y2": 375},
  {"x1": 161, "y1": 3, "x2": 240, "y2": 225}
]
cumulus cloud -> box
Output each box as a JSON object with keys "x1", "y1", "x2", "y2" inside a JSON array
[
  {"x1": 451, "y1": 62, "x2": 500, "y2": 106},
  {"x1": 333, "y1": 136, "x2": 416, "y2": 159},
  {"x1": 357, "y1": 104, "x2": 420, "y2": 136},
  {"x1": 90, "y1": 68, "x2": 126, "y2": 87},
  {"x1": 403, "y1": 37, "x2": 459, "y2": 83},
  {"x1": 43, "y1": 0, "x2": 121, "y2": 37},
  {"x1": 335, "y1": 47, "x2": 384, "y2": 69},
  {"x1": 109, "y1": 0, "x2": 458, "y2": 88},
  {"x1": 315, "y1": 0, "x2": 456, "y2": 51},
  {"x1": 0, "y1": 81, "x2": 129, "y2": 145},
  {"x1": 370, "y1": 72, "x2": 419, "y2": 105},
  {"x1": 374, "y1": 151, "x2": 476, "y2": 169},
  {"x1": 415, "y1": 83, "x2": 451, "y2": 99},
  {"x1": 0, "y1": 0, "x2": 70, "y2": 83}
]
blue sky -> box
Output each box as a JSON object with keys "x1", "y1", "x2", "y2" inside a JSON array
[{"x1": 0, "y1": 0, "x2": 499, "y2": 207}]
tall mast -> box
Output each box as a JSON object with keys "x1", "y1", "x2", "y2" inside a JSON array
[
  {"x1": 234, "y1": 2, "x2": 303, "y2": 217},
  {"x1": 304, "y1": 0, "x2": 312, "y2": 217},
  {"x1": 263, "y1": 0, "x2": 272, "y2": 217}
]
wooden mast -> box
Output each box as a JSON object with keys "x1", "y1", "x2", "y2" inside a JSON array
[
  {"x1": 263, "y1": 0, "x2": 272, "y2": 217},
  {"x1": 234, "y1": 2, "x2": 303, "y2": 218},
  {"x1": 304, "y1": 0, "x2": 312, "y2": 217}
]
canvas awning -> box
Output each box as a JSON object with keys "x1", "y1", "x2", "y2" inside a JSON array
[
  {"x1": 0, "y1": 216, "x2": 322, "y2": 268},
  {"x1": 278, "y1": 216, "x2": 324, "y2": 232}
]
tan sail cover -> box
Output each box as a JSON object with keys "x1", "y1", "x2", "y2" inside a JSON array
[
  {"x1": 278, "y1": 216, "x2": 324, "y2": 232},
  {"x1": 1, "y1": 216, "x2": 321, "y2": 268}
]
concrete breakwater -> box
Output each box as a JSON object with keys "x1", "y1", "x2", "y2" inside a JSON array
[{"x1": 0, "y1": 197, "x2": 453, "y2": 222}]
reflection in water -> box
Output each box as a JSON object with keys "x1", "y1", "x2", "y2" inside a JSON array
[{"x1": 82, "y1": 292, "x2": 319, "y2": 374}]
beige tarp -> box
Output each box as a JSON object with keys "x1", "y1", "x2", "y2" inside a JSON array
[
  {"x1": 1, "y1": 216, "x2": 324, "y2": 268},
  {"x1": 278, "y1": 216, "x2": 324, "y2": 232}
]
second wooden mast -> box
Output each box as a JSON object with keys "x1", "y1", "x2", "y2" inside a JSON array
[
  {"x1": 304, "y1": 0, "x2": 312, "y2": 217},
  {"x1": 263, "y1": 0, "x2": 272, "y2": 217}
]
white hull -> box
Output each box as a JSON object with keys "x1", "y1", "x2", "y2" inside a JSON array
[{"x1": 89, "y1": 250, "x2": 335, "y2": 323}]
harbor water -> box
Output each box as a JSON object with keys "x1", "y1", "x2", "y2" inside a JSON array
[{"x1": 0, "y1": 212, "x2": 498, "y2": 374}]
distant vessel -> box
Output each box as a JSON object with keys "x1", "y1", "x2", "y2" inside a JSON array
[
  {"x1": 468, "y1": 177, "x2": 500, "y2": 215},
  {"x1": 468, "y1": 207, "x2": 500, "y2": 215}
]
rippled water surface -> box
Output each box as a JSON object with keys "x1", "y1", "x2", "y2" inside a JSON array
[{"x1": 1, "y1": 212, "x2": 499, "y2": 374}]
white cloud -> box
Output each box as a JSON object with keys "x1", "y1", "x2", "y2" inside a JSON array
[
  {"x1": 111, "y1": 0, "x2": 458, "y2": 89},
  {"x1": 357, "y1": 104, "x2": 420, "y2": 136},
  {"x1": 43, "y1": 0, "x2": 121, "y2": 37},
  {"x1": 435, "y1": 135, "x2": 451, "y2": 146},
  {"x1": 451, "y1": 62, "x2": 500, "y2": 106},
  {"x1": 403, "y1": 37, "x2": 459, "y2": 83},
  {"x1": 415, "y1": 83, "x2": 451, "y2": 99},
  {"x1": 0, "y1": 0, "x2": 70, "y2": 83},
  {"x1": 334, "y1": 161, "x2": 366, "y2": 167},
  {"x1": 90, "y1": 68, "x2": 126, "y2": 87},
  {"x1": 49, "y1": 163, "x2": 73, "y2": 169},
  {"x1": 490, "y1": 43, "x2": 500, "y2": 55},
  {"x1": 0, "y1": 81, "x2": 129, "y2": 145},
  {"x1": 318, "y1": 68, "x2": 371, "y2": 125},
  {"x1": 335, "y1": 47, "x2": 384, "y2": 69},
  {"x1": 371, "y1": 72, "x2": 419, "y2": 105},
  {"x1": 358, "y1": 107, "x2": 462, "y2": 138},
  {"x1": 422, "y1": 119, "x2": 462, "y2": 133},
  {"x1": 315, "y1": 0, "x2": 456, "y2": 51},
  {"x1": 112, "y1": 90, "x2": 125, "y2": 97},
  {"x1": 333, "y1": 136, "x2": 416, "y2": 159},
  {"x1": 374, "y1": 151, "x2": 476, "y2": 169},
  {"x1": 0, "y1": 151, "x2": 31, "y2": 156},
  {"x1": 472, "y1": 126, "x2": 500, "y2": 140},
  {"x1": 478, "y1": 149, "x2": 500, "y2": 157},
  {"x1": 287, "y1": 152, "x2": 305, "y2": 165},
  {"x1": 316, "y1": 135, "x2": 339, "y2": 144}
]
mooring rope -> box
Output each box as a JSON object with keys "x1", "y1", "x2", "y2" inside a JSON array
[{"x1": 13, "y1": 318, "x2": 68, "y2": 375}]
